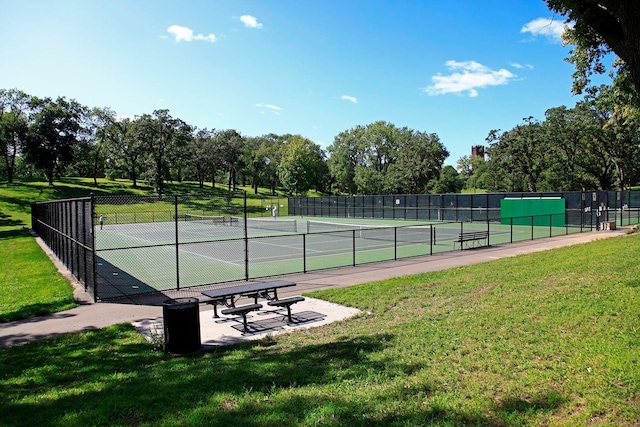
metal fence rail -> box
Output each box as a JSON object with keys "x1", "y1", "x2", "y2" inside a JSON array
[
  {"x1": 31, "y1": 190, "x2": 640, "y2": 302},
  {"x1": 31, "y1": 197, "x2": 96, "y2": 299},
  {"x1": 288, "y1": 191, "x2": 640, "y2": 228}
]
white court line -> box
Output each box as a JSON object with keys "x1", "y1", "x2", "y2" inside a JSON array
[{"x1": 178, "y1": 245, "x2": 242, "y2": 266}]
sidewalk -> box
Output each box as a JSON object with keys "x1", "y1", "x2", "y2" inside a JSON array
[{"x1": 0, "y1": 229, "x2": 625, "y2": 348}]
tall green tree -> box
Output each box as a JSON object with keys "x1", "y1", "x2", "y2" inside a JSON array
[
  {"x1": 257, "y1": 133, "x2": 287, "y2": 195},
  {"x1": 429, "y1": 165, "x2": 463, "y2": 194},
  {"x1": 327, "y1": 125, "x2": 365, "y2": 194},
  {"x1": 277, "y1": 135, "x2": 323, "y2": 195},
  {"x1": 215, "y1": 129, "x2": 245, "y2": 192},
  {"x1": 542, "y1": 104, "x2": 597, "y2": 190},
  {"x1": 592, "y1": 82, "x2": 640, "y2": 192},
  {"x1": 545, "y1": 0, "x2": 640, "y2": 96},
  {"x1": 386, "y1": 131, "x2": 448, "y2": 194},
  {"x1": 328, "y1": 121, "x2": 448, "y2": 195},
  {"x1": 487, "y1": 118, "x2": 548, "y2": 192},
  {"x1": 0, "y1": 89, "x2": 30, "y2": 183},
  {"x1": 105, "y1": 118, "x2": 145, "y2": 187},
  {"x1": 76, "y1": 107, "x2": 115, "y2": 185},
  {"x1": 23, "y1": 96, "x2": 86, "y2": 185},
  {"x1": 187, "y1": 128, "x2": 219, "y2": 189},
  {"x1": 136, "y1": 109, "x2": 189, "y2": 194}
]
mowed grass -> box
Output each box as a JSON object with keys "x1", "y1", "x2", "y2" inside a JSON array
[{"x1": 1, "y1": 232, "x2": 639, "y2": 425}]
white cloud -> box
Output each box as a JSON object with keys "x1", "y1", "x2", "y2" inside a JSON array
[
  {"x1": 521, "y1": 18, "x2": 572, "y2": 43},
  {"x1": 240, "y1": 15, "x2": 263, "y2": 29},
  {"x1": 341, "y1": 95, "x2": 358, "y2": 104},
  {"x1": 510, "y1": 62, "x2": 534, "y2": 70},
  {"x1": 167, "y1": 25, "x2": 216, "y2": 42},
  {"x1": 424, "y1": 60, "x2": 516, "y2": 97},
  {"x1": 255, "y1": 103, "x2": 282, "y2": 114}
]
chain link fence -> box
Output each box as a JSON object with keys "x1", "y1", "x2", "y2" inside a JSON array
[
  {"x1": 31, "y1": 190, "x2": 640, "y2": 303},
  {"x1": 288, "y1": 191, "x2": 640, "y2": 228}
]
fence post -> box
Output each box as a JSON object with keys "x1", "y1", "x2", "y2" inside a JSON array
[
  {"x1": 91, "y1": 193, "x2": 98, "y2": 302},
  {"x1": 175, "y1": 195, "x2": 180, "y2": 290},
  {"x1": 352, "y1": 230, "x2": 356, "y2": 266},
  {"x1": 487, "y1": 219, "x2": 490, "y2": 246},
  {"x1": 303, "y1": 234, "x2": 307, "y2": 273},
  {"x1": 394, "y1": 227, "x2": 397, "y2": 260},
  {"x1": 244, "y1": 191, "x2": 249, "y2": 281},
  {"x1": 510, "y1": 218, "x2": 513, "y2": 243}
]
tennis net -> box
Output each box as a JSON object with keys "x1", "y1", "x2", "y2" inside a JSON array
[
  {"x1": 231, "y1": 216, "x2": 298, "y2": 233},
  {"x1": 306, "y1": 220, "x2": 434, "y2": 245},
  {"x1": 183, "y1": 214, "x2": 232, "y2": 225}
]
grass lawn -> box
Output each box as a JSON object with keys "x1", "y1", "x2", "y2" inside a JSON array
[
  {"x1": 1, "y1": 232, "x2": 639, "y2": 425},
  {"x1": 1, "y1": 178, "x2": 639, "y2": 425}
]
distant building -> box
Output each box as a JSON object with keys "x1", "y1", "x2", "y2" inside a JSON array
[{"x1": 471, "y1": 145, "x2": 485, "y2": 159}]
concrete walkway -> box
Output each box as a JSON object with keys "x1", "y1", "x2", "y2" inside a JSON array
[{"x1": 0, "y1": 229, "x2": 625, "y2": 347}]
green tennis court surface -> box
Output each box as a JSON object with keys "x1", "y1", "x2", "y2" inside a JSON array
[{"x1": 95, "y1": 216, "x2": 583, "y2": 300}]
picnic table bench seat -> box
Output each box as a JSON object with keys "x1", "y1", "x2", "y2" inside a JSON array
[
  {"x1": 221, "y1": 303, "x2": 263, "y2": 333},
  {"x1": 455, "y1": 230, "x2": 489, "y2": 250},
  {"x1": 267, "y1": 296, "x2": 305, "y2": 324}
]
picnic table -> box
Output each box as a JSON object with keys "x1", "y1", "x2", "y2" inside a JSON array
[
  {"x1": 201, "y1": 280, "x2": 300, "y2": 332},
  {"x1": 201, "y1": 280, "x2": 296, "y2": 311}
]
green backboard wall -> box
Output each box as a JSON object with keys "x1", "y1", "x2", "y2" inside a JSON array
[{"x1": 500, "y1": 197, "x2": 566, "y2": 227}]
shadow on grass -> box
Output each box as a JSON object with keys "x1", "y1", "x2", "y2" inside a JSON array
[
  {"x1": 0, "y1": 228, "x2": 31, "y2": 240},
  {"x1": 0, "y1": 324, "x2": 567, "y2": 426},
  {"x1": 0, "y1": 298, "x2": 77, "y2": 324},
  {"x1": 0, "y1": 211, "x2": 25, "y2": 229}
]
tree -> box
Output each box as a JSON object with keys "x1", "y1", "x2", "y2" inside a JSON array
[
  {"x1": 429, "y1": 165, "x2": 463, "y2": 194},
  {"x1": 105, "y1": 118, "x2": 145, "y2": 187},
  {"x1": 79, "y1": 107, "x2": 115, "y2": 185},
  {"x1": 545, "y1": 0, "x2": 640, "y2": 96},
  {"x1": 277, "y1": 135, "x2": 323, "y2": 195},
  {"x1": 215, "y1": 129, "x2": 245, "y2": 192},
  {"x1": 386, "y1": 131, "x2": 448, "y2": 194},
  {"x1": 23, "y1": 96, "x2": 85, "y2": 185},
  {"x1": 487, "y1": 118, "x2": 548, "y2": 192},
  {"x1": 256, "y1": 134, "x2": 287, "y2": 195},
  {"x1": 327, "y1": 125, "x2": 365, "y2": 194},
  {"x1": 136, "y1": 109, "x2": 189, "y2": 194},
  {"x1": 187, "y1": 128, "x2": 219, "y2": 189},
  {"x1": 0, "y1": 89, "x2": 30, "y2": 183},
  {"x1": 542, "y1": 104, "x2": 596, "y2": 190},
  {"x1": 592, "y1": 82, "x2": 640, "y2": 191},
  {"x1": 327, "y1": 121, "x2": 448, "y2": 195}
]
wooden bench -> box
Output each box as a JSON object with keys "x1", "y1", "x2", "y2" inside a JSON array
[
  {"x1": 267, "y1": 296, "x2": 305, "y2": 324},
  {"x1": 221, "y1": 303, "x2": 263, "y2": 333},
  {"x1": 455, "y1": 230, "x2": 489, "y2": 250}
]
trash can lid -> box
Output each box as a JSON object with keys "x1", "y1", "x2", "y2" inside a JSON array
[{"x1": 163, "y1": 297, "x2": 199, "y2": 306}]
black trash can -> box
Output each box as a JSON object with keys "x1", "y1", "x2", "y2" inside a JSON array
[{"x1": 162, "y1": 297, "x2": 201, "y2": 353}]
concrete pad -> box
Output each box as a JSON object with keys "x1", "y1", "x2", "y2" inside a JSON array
[{"x1": 132, "y1": 297, "x2": 361, "y2": 348}]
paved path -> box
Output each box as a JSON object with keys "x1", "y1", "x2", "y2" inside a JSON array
[{"x1": 0, "y1": 229, "x2": 625, "y2": 347}]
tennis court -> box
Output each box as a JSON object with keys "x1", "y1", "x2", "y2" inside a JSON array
[{"x1": 94, "y1": 214, "x2": 581, "y2": 300}]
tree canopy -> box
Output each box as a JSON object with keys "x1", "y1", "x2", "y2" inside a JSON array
[{"x1": 545, "y1": 0, "x2": 640, "y2": 96}]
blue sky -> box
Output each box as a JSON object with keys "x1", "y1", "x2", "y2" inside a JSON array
[{"x1": 0, "y1": 1, "x2": 597, "y2": 166}]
